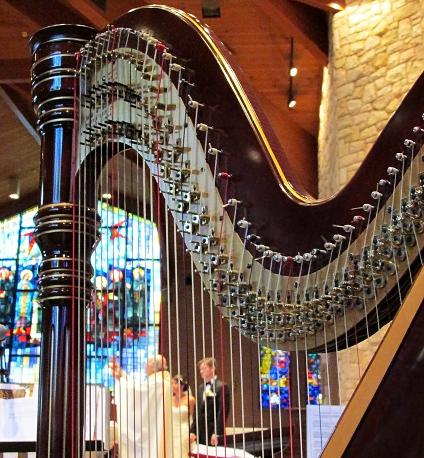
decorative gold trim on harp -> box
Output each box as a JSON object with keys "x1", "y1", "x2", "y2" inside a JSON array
[{"x1": 138, "y1": 4, "x2": 312, "y2": 203}]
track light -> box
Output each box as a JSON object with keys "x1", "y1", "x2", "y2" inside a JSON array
[
  {"x1": 8, "y1": 178, "x2": 20, "y2": 200},
  {"x1": 288, "y1": 98, "x2": 297, "y2": 109},
  {"x1": 289, "y1": 67, "x2": 298, "y2": 77},
  {"x1": 287, "y1": 37, "x2": 297, "y2": 109}
]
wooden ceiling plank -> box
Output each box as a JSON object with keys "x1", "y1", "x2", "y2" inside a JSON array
[
  {"x1": 0, "y1": 85, "x2": 40, "y2": 145},
  {"x1": 59, "y1": 0, "x2": 108, "y2": 29},
  {"x1": 3, "y1": 0, "x2": 95, "y2": 28},
  {"x1": 0, "y1": 59, "x2": 30, "y2": 83},
  {"x1": 262, "y1": 0, "x2": 328, "y2": 65}
]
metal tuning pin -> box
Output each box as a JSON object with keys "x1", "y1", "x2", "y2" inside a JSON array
[
  {"x1": 293, "y1": 254, "x2": 303, "y2": 264},
  {"x1": 378, "y1": 179, "x2": 391, "y2": 187},
  {"x1": 353, "y1": 215, "x2": 366, "y2": 223},
  {"x1": 253, "y1": 244, "x2": 269, "y2": 253},
  {"x1": 197, "y1": 123, "x2": 213, "y2": 132},
  {"x1": 207, "y1": 144, "x2": 223, "y2": 156},
  {"x1": 170, "y1": 63, "x2": 184, "y2": 72},
  {"x1": 395, "y1": 152, "x2": 407, "y2": 161},
  {"x1": 333, "y1": 233, "x2": 346, "y2": 242},
  {"x1": 303, "y1": 252, "x2": 313, "y2": 262},
  {"x1": 387, "y1": 166, "x2": 399, "y2": 176},
  {"x1": 272, "y1": 253, "x2": 284, "y2": 263},
  {"x1": 187, "y1": 95, "x2": 203, "y2": 109},
  {"x1": 371, "y1": 190, "x2": 383, "y2": 200},
  {"x1": 324, "y1": 242, "x2": 336, "y2": 251},
  {"x1": 223, "y1": 198, "x2": 241, "y2": 208},
  {"x1": 246, "y1": 234, "x2": 261, "y2": 242},
  {"x1": 333, "y1": 224, "x2": 355, "y2": 233},
  {"x1": 162, "y1": 51, "x2": 176, "y2": 61},
  {"x1": 413, "y1": 126, "x2": 424, "y2": 135},
  {"x1": 404, "y1": 139, "x2": 416, "y2": 148},
  {"x1": 237, "y1": 219, "x2": 251, "y2": 229}
]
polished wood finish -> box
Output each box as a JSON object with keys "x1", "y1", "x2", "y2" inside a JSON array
[
  {"x1": 30, "y1": 24, "x2": 99, "y2": 457},
  {"x1": 322, "y1": 267, "x2": 424, "y2": 457}
]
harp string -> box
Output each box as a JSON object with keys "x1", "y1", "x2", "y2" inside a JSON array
[{"x1": 71, "y1": 23, "x2": 424, "y2": 458}]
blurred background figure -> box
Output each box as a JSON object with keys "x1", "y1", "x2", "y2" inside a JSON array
[
  {"x1": 172, "y1": 374, "x2": 196, "y2": 457},
  {"x1": 191, "y1": 357, "x2": 230, "y2": 447},
  {"x1": 113, "y1": 354, "x2": 172, "y2": 457}
]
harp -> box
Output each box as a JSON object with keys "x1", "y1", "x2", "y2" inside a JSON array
[{"x1": 29, "y1": 5, "x2": 424, "y2": 457}]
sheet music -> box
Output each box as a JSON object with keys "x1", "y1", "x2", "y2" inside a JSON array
[
  {"x1": 306, "y1": 404, "x2": 345, "y2": 458},
  {"x1": 0, "y1": 384, "x2": 110, "y2": 447}
]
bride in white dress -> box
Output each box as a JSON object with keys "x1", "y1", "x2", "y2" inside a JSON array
[{"x1": 172, "y1": 375, "x2": 196, "y2": 457}]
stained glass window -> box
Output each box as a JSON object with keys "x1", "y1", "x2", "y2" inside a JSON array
[
  {"x1": 0, "y1": 204, "x2": 161, "y2": 385},
  {"x1": 260, "y1": 346, "x2": 322, "y2": 408},
  {"x1": 307, "y1": 353, "x2": 322, "y2": 405},
  {"x1": 260, "y1": 347, "x2": 290, "y2": 409}
]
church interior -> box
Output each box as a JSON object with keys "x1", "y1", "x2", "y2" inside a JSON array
[{"x1": 0, "y1": 0, "x2": 423, "y2": 457}]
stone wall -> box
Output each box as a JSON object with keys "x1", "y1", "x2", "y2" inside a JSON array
[
  {"x1": 318, "y1": 0, "x2": 424, "y2": 404},
  {"x1": 319, "y1": 0, "x2": 424, "y2": 198}
]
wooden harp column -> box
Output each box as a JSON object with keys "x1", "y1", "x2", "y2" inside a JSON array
[{"x1": 30, "y1": 25, "x2": 99, "y2": 457}]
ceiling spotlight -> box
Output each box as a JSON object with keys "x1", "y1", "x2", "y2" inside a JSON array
[
  {"x1": 287, "y1": 37, "x2": 297, "y2": 109},
  {"x1": 102, "y1": 193, "x2": 112, "y2": 200},
  {"x1": 202, "y1": 0, "x2": 221, "y2": 18},
  {"x1": 8, "y1": 178, "x2": 20, "y2": 200}
]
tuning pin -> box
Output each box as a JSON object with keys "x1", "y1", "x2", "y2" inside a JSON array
[
  {"x1": 197, "y1": 123, "x2": 213, "y2": 132},
  {"x1": 333, "y1": 224, "x2": 355, "y2": 233},
  {"x1": 273, "y1": 253, "x2": 284, "y2": 263},
  {"x1": 162, "y1": 51, "x2": 175, "y2": 60},
  {"x1": 395, "y1": 153, "x2": 407, "y2": 161},
  {"x1": 293, "y1": 254, "x2": 303, "y2": 264},
  {"x1": 371, "y1": 191, "x2": 383, "y2": 199},
  {"x1": 237, "y1": 219, "x2": 251, "y2": 229},
  {"x1": 254, "y1": 244, "x2": 270, "y2": 253},
  {"x1": 413, "y1": 126, "x2": 424, "y2": 135},
  {"x1": 324, "y1": 242, "x2": 336, "y2": 251},
  {"x1": 351, "y1": 203, "x2": 374, "y2": 212},
  {"x1": 170, "y1": 63, "x2": 183, "y2": 72},
  {"x1": 223, "y1": 198, "x2": 241, "y2": 207},
  {"x1": 333, "y1": 234, "x2": 346, "y2": 242},
  {"x1": 378, "y1": 179, "x2": 390, "y2": 187},
  {"x1": 387, "y1": 167, "x2": 399, "y2": 175},
  {"x1": 207, "y1": 144, "x2": 223, "y2": 155},
  {"x1": 303, "y1": 253, "x2": 314, "y2": 262},
  {"x1": 247, "y1": 234, "x2": 261, "y2": 242},
  {"x1": 311, "y1": 248, "x2": 327, "y2": 257},
  {"x1": 188, "y1": 95, "x2": 203, "y2": 109},
  {"x1": 219, "y1": 172, "x2": 232, "y2": 180},
  {"x1": 353, "y1": 215, "x2": 365, "y2": 223},
  {"x1": 404, "y1": 139, "x2": 416, "y2": 148}
]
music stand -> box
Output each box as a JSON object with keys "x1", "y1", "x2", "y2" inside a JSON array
[{"x1": 0, "y1": 324, "x2": 9, "y2": 383}]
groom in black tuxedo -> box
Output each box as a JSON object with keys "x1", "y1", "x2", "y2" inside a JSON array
[{"x1": 190, "y1": 357, "x2": 230, "y2": 446}]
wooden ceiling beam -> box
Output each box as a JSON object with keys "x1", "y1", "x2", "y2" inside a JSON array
[
  {"x1": 262, "y1": 0, "x2": 328, "y2": 65},
  {"x1": 58, "y1": 0, "x2": 108, "y2": 29},
  {"x1": 0, "y1": 60, "x2": 30, "y2": 84},
  {"x1": 0, "y1": 84, "x2": 39, "y2": 145},
  {"x1": 3, "y1": 0, "x2": 100, "y2": 28}
]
